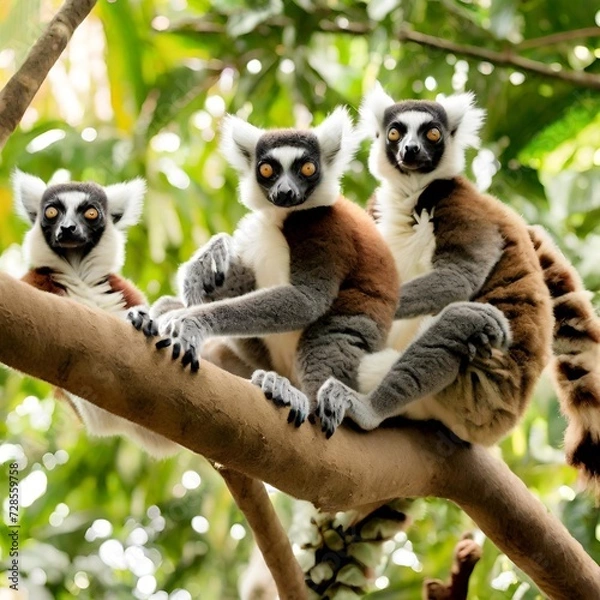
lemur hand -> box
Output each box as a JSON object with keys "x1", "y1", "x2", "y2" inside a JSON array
[
  {"x1": 127, "y1": 306, "x2": 159, "y2": 338},
  {"x1": 155, "y1": 309, "x2": 213, "y2": 373},
  {"x1": 180, "y1": 233, "x2": 235, "y2": 305}
]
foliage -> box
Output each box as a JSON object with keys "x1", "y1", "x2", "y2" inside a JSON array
[{"x1": 0, "y1": 0, "x2": 599, "y2": 598}]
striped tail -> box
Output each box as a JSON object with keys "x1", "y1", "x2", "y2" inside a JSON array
[{"x1": 528, "y1": 226, "x2": 600, "y2": 493}]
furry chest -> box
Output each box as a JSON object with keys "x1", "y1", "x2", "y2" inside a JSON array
[
  {"x1": 54, "y1": 275, "x2": 127, "y2": 316},
  {"x1": 233, "y1": 212, "x2": 301, "y2": 378},
  {"x1": 379, "y1": 208, "x2": 436, "y2": 283}
]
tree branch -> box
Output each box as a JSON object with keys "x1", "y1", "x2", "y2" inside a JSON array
[
  {"x1": 397, "y1": 28, "x2": 600, "y2": 90},
  {"x1": 0, "y1": 272, "x2": 599, "y2": 599},
  {"x1": 166, "y1": 17, "x2": 600, "y2": 91},
  {"x1": 517, "y1": 27, "x2": 600, "y2": 50},
  {"x1": 218, "y1": 467, "x2": 306, "y2": 599},
  {"x1": 0, "y1": 0, "x2": 98, "y2": 150}
]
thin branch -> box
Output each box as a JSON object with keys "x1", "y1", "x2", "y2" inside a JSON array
[
  {"x1": 0, "y1": 273, "x2": 599, "y2": 599},
  {"x1": 219, "y1": 468, "x2": 307, "y2": 600},
  {"x1": 0, "y1": 0, "x2": 98, "y2": 150},
  {"x1": 517, "y1": 27, "x2": 600, "y2": 50},
  {"x1": 166, "y1": 17, "x2": 600, "y2": 91},
  {"x1": 397, "y1": 28, "x2": 600, "y2": 90}
]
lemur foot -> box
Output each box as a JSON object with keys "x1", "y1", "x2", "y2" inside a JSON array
[
  {"x1": 454, "y1": 536, "x2": 482, "y2": 566},
  {"x1": 180, "y1": 233, "x2": 234, "y2": 304},
  {"x1": 316, "y1": 378, "x2": 381, "y2": 438},
  {"x1": 440, "y1": 302, "x2": 511, "y2": 360},
  {"x1": 156, "y1": 310, "x2": 211, "y2": 373},
  {"x1": 251, "y1": 370, "x2": 309, "y2": 427},
  {"x1": 127, "y1": 307, "x2": 159, "y2": 338}
]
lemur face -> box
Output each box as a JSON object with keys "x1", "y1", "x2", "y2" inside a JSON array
[
  {"x1": 38, "y1": 183, "x2": 108, "y2": 256},
  {"x1": 12, "y1": 169, "x2": 146, "y2": 269},
  {"x1": 220, "y1": 107, "x2": 359, "y2": 212},
  {"x1": 382, "y1": 102, "x2": 449, "y2": 174},
  {"x1": 360, "y1": 83, "x2": 485, "y2": 185},
  {"x1": 254, "y1": 132, "x2": 322, "y2": 208}
]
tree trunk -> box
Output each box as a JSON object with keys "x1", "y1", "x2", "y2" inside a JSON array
[{"x1": 0, "y1": 272, "x2": 598, "y2": 599}]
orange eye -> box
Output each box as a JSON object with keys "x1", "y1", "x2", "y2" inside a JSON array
[
  {"x1": 426, "y1": 127, "x2": 441, "y2": 142},
  {"x1": 259, "y1": 163, "x2": 274, "y2": 178},
  {"x1": 84, "y1": 207, "x2": 99, "y2": 220},
  {"x1": 388, "y1": 128, "x2": 401, "y2": 142},
  {"x1": 45, "y1": 206, "x2": 58, "y2": 219},
  {"x1": 300, "y1": 162, "x2": 316, "y2": 177}
]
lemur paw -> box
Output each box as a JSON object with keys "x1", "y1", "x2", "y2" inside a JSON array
[
  {"x1": 454, "y1": 537, "x2": 482, "y2": 566},
  {"x1": 251, "y1": 370, "x2": 309, "y2": 427},
  {"x1": 127, "y1": 307, "x2": 159, "y2": 338},
  {"x1": 315, "y1": 378, "x2": 356, "y2": 439},
  {"x1": 156, "y1": 311, "x2": 210, "y2": 373},
  {"x1": 180, "y1": 233, "x2": 234, "y2": 304},
  {"x1": 441, "y1": 302, "x2": 511, "y2": 360}
]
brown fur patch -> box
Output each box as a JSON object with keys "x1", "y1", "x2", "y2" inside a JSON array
[
  {"x1": 106, "y1": 274, "x2": 146, "y2": 308},
  {"x1": 283, "y1": 196, "x2": 399, "y2": 341},
  {"x1": 21, "y1": 268, "x2": 67, "y2": 296}
]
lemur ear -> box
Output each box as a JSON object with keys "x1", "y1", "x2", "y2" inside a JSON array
[
  {"x1": 104, "y1": 178, "x2": 146, "y2": 229},
  {"x1": 220, "y1": 115, "x2": 264, "y2": 171},
  {"x1": 11, "y1": 169, "x2": 47, "y2": 224},
  {"x1": 359, "y1": 81, "x2": 396, "y2": 138},
  {"x1": 313, "y1": 106, "x2": 358, "y2": 173},
  {"x1": 437, "y1": 92, "x2": 486, "y2": 150}
]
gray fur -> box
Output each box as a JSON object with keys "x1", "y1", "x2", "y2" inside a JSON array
[
  {"x1": 317, "y1": 302, "x2": 511, "y2": 435},
  {"x1": 395, "y1": 230, "x2": 504, "y2": 319},
  {"x1": 252, "y1": 370, "x2": 309, "y2": 427},
  {"x1": 179, "y1": 233, "x2": 256, "y2": 305}
]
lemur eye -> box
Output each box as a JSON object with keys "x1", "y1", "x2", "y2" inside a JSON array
[
  {"x1": 300, "y1": 162, "x2": 316, "y2": 177},
  {"x1": 84, "y1": 207, "x2": 99, "y2": 220},
  {"x1": 45, "y1": 206, "x2": 58, "y2": 219},
  {"x1": 388, "y1": 128, "x2": 401, "y2": 142},
  {"x1": 426, "y1": 127, "x2": 441, "y2": 142},
  {"x1": 259, "y1": 163, "x2": 274, "y2": 179}
]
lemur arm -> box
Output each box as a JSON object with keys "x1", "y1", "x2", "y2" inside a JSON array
[
  {"x1": 395, "y1": 220, "x2": 503, "y2": 319},
  {"x1": 179, "y1": 233, "x2": 256, "y2": 305}
]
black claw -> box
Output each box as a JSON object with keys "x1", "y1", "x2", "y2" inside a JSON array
[
  {"x1": 326, "y1": 428, "x2": 334, "y2": 439},
  {"x1": 215, "y1": 272, "x2": 225, "y2": 287},
  {"x1": 191, "y1": 359, "x2": 200, "y2": 373},
  {"x1": 172, "y1": 343, "x2": 181, "y2": 360},
  {"x1": 182, "y1": 348, "x2": 196, "y2": 368},
  {"x1": 155, "y1": 338, "x2": 172, "y2": 350},
  {"x1": 130, "y1": 314, "x2": 143, "y2": 330},
  {"x1": 287, "y1": 410, "x2": 296, "y2": 424},
  {"x1": 308, "y1": 413, "x2": 317, "y2": 425},
  {"x1": 143, "y1": 319, "x2": 156, "y2": 337},
  {"x1": 295, "y1": 412, "x2": 304, "y2": 428}
]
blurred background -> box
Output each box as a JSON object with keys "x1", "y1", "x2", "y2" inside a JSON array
[{"x1": 0, "y1": 0, "x2": 599, "y2": 598}]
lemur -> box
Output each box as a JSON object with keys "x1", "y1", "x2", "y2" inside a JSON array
[
  {"x1": 314, "y1": 84, "x2": 600, "y2": 486},
  {"x1": 129, "y1": 108, "x2": 410, "y2": 423},
  {"x1": 12, "y1": 170, "x2": 178, "y2": 458}
]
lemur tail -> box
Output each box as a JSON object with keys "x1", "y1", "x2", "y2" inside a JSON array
[{"x1": 528, "y1": 225, "x2": 600, "y2": 493}]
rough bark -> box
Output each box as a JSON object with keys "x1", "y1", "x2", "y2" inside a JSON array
[
  {"x1": 0, "y1": 0, "x2": 98, "y2": 150},
  {"x1": 0, "y1": 272, "x2": 599, "y2": 598},
  {"x1": 219, "y1": 468, "x2": 306, "y2": 599}
]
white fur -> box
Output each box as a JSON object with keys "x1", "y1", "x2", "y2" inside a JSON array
[
  {"x1": 436, "y1": 92, "x2": 485, "y2": 152},
  {"x1": 233, "y1": 211, "x2": 301, "y2": 379},
  {"x1": 220, "y1": 115, "x2": 263, "y2": 171},
  {"x1": 104, "y1": 178, "x2": 146, "y2": 230},
  {"x1": 268, "y1": 146, "x2": 306, "y2": 168},
  {"x1": 12, "y1": 169, "x2": 47, "y2": 223},
  {"x1": 359, "y1": 82, "x2": 395, "y2": 138}
]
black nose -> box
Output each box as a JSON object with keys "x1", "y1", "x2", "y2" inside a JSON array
[
  {"x1": 402, "y1": 144, "x2": 420, "y2": 160},
  {"x1": 61, "y1": 224, "x2": 76, "y2": 233}
]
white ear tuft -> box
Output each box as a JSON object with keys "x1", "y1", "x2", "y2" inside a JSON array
[
  {"x1": 220, "y1": 115, "x2": 264, "y2": 171},
  {"x1": 313, "y1": 106, "x2": 359, "y2": 174},
  {"x1": 104, "y1": 177, "x2": 146, "y2": 229},
  {"x1": 359, "y1": 81, "x2": 396, "y2": 138},
  {"x1": 436, "y1": 92, "x2": 486, "y2": 150},
  {"x1": 11, "y1": 169, "x2": 47, "y2": 224}
]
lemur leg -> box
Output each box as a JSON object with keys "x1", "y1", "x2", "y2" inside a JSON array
[
  {"x1": 253, "y1": 315, "x2": 383, "y2": 432},
  {"x1": 317, "y1": 302, "x2": 511, "y2": 436},
  {"x1": 180, "y1": 233, "x2": 256, "y2": 305}
]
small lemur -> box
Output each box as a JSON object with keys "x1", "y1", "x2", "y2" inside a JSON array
[
  {"x1": 314, "y1": 85, "x2": 600, "y2": 480},
  {"x1": 129, "y1": 109, "x2": 404, "y2": 423},
  {"x1": 12, "y1": 169, "x2": 178, "y2": 458}
]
